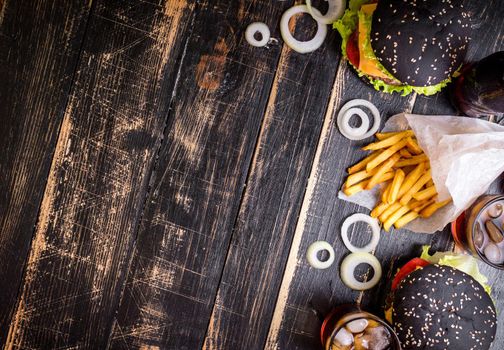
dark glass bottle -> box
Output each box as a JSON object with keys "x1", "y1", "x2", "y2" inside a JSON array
[{"x1": 451, "y1": 51, "x2": 504, "y2": 118}]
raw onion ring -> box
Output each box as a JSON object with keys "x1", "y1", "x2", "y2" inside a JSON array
[
  {"x1": 306, "y1": 241, "x2": 335, "y2": 269},
  {"x1": 337, "y1": 99, "x2": 381, "y2": 140},
  {"x1": 280, "y1": 5, "x2": 327, "y2": 54},
  {"x1": 306, "y1": 0, "x2": 346, "y2": 24},
  {"x1": 341, "y1": 213, "x2": 381, "y2": 253},
  {"x1": 340, "y1": 252, "x2": 382, "y2": 290},
  {"x1": 245, "y1": 22, "x2": 270, "y2": 47},
  {"x1": 340, "y1": 107, "x2": 370, "y2": 137}
]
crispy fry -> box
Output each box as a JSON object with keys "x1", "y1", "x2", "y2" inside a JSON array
[
  {"x1": 420, "y1": 199, "x2": 452, "y2": 218},
  {"x1": 367, "y1": 154, "x2": 401, "y2": 189},
  {"x1": 375, "y1": 131, "x2": 401, "y2": 140},
  {"x1": 371, "y1": 202, "x2": 390, "y2": 218},
  {"x1": 394, "y1": 211, "x2": 420, "y2": 229},
  {"x1": 395, "y1": 154, "x2": 428, "y2": 167},
  {"x1": 399, "y1": 148, "x2": 413, "y2": 158},
  {"x1": 346, "y1": 166, "x2": 382, "y2": 187},
  {"x1": 382, "y1": 182, "x2": 392, "y2": 203},
  {"x1": 413, "y1": 198, "x2": 436, "y2": 213},
  {"x1": 397, "y1": 162, "x2": 426, "y2": 199},
  {"x1": 388, "y1": 169, "x2": 405, "y2": 204},
  {"x1": 406, "y1": 137, "x2": 423, "y2": 154},
  {"x1": 409, "y1": 199, "x2": 427, "y2": 210},
  {"x1": 363, "y1": 130, "x2": 414, "y2": 151},
  {"x1": 348, "y1": 151, "x2": 382, "y2": 174},
  {"x1": 412, "y1": 185, "x2": 437, "y2": 201},
  {"x1": 384, "y1": 205, "x2": 411, "y2": 231},
  {"x1": 379, "y1": 202, "x2": 402, "y2": 223},
  {"x1": 366, "y1": 139, "x2": 408, "y2": 172},
  {"x1": 426, "y1": 179, "x2": 435, "y2": 187},
  {"x1": 400, "y1": 171, "x2": 432, "y2": 205},
  {"x1": 343, "y1": 181, "x2": 368, "y2": 196},
  {"x1": 377, "y1": 171, "x2": 395, "y2": 184}
]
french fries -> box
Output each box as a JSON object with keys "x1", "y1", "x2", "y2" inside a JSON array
[
  {"x1": 371, "y1": 202, "x2": 390, "y2": 218},
  {"x1": 399, "y1": 170, "x2": 432, "y2": 205},
  {"x1": 413, "y1": 185, "x2": 437, "y2": 201},
  {"x1": 362, "y1": 130, "x2": 414, "y2": 151},
  {"x1": 343, "y1": 181, "x2": 368, "y2": 196},
  {"x1": 348, "y1": 151, "x2": 382, "y2": 174},
  {"x1": 388, "y1": 169, "x2": 405, "y2": 204},
  {"x1": 399, "y1": 148, "x2": 413, "y2": 158},
  {"x1": 379, "y1": 202, "x2": 402, "y2": 223},
  {"x1": 395, "y1": 154, "x2": 428, "y2": 167},
  {"x1": 394, "y1": 211, "x2": 419, "y2": 229},
  {"x1": 383, "y1": 205, "x2": 410, "y2": 231},
  {"x1": 375, "y1": 131, "x2": 401, "y2": 140},
  {"x1": 412, "y1": 198, "x2": 436, "y2": 213},
  {"x1": 397, "y1": 162, "x2": 425, "y2": 199},
  {"x1": 382, "y1": 182, "x2": 392, "y2": 203},
  {"x1": 346, "y1": 167, "x2": 378, "y2": 187},
  {"x1": 342, "y1": 129, "x2": 452, "y2": 231},
  {"x1": 420, "y1": 199, "x2": 452, "y2": 218},
  {"x1": 367, "y1": 154, "x2": 400, "y2": 189},
  {"x1": 366, "y1": 139, "x2": 408, "y2": 172},
  {"x1": 406, "y1": 137, "x2": 423, "y2": 154}
]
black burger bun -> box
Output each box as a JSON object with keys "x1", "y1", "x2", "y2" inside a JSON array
[
  {"x1": 371, "y1": 0, "x2": 472, "y2": 87},
  {"x1": 392, "y1": 264, "x2": 496, "y2": 350}
]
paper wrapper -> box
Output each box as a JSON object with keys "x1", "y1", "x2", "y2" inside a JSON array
[{"x1": 339, "y1": 113, "x2": 504, "y2": 233}]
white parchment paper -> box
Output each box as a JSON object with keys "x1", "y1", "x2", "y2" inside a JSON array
[{"x1": 339, "y1": 113, "x2": 504, "y2": 233}]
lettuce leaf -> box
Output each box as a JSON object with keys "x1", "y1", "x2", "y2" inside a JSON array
[
  {"x1": 333, "y1": 0, "x2": 452, "y2": 96},
  {"x1": 333, "y1": 0, "x2": 368, "y2": 59},
  {"x1": 420, "y1": 245, "x2": 492, "y2": 295}
]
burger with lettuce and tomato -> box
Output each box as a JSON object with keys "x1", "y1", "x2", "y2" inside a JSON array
[
  {"x1": 385, "y1": 247, "x2": 497, "y2": 349},
  {"x1": 334, "y1": 0, "x2": 472, "y2": 96}
]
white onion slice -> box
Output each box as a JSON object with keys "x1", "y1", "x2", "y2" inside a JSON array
[
  {"x1": 280, "y1": 5, "x2": 327, "y2": 54},
  {"x1": 306, "y1": 0, "x2": 346, "y2": 24},
  {"x1": 341, "y1": 213, "x2": 381, "y2": 253},
  {"x1": 340, "y1": 252, "x2": 382, "y2": 290},
  {"x1": 337, "y1": 99, "x2": 381, "y2": 140},
  {"x1": 340, "y1": 107, "x2": 370, "y2": 137},
  {"x1": 306, "y1": 241, "x2": 335, "y2": 269},
  {"x1": 245, "y1": 22, "x2": 270, "y2": 47}
]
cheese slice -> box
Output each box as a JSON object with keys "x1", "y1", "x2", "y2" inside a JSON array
[{"x1": 357, "y1": 3, "x2": 392, "y2": 80}]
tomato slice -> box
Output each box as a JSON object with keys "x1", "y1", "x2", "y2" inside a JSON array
[
  {"x1": 391, "y1": 258, "x2": 430, "y2": 291},
  {"x1": 346, "y1": 30, "x2": 360, "y2": 67}
]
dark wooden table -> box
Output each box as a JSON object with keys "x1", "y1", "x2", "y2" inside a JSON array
[{"x1": 1, "y1": 1, "x2": 503, "y2": 349}]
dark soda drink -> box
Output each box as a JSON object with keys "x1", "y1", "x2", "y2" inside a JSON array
[
  {"x1": 451, "y1": 195, "x2": 504, "y2": 269},
  {"x1": 450, "y1": 51, "x2": 504, "y2": 118},
  {"x1": 321, "y1": 305, "x2": 401, "y2": 350}
]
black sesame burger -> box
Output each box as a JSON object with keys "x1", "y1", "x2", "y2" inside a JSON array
[
  {"x1": 334, "y1": 0, "x2": 472, "y2": 96},
  {"x1": 385, "y1": 247, "x2": 497, "y2": 349}
]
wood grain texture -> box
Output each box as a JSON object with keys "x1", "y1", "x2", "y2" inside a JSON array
[
  {"x1": 109, "y1": 1, "x2": 290, "y2": 349},
  {"x1": 267, "y1": 1, "x2": 504, "y2": 348},
  {"x1": 202, "y1": 14, "x2": 341, "y2": 350},
  {"x1": 265, "y1": 63, "x2": 432, "y2": 350},
  {"x1": 4, "y1": 1, "x2": 194, "y2": 348},
  {"x1": 0, "y1": 0, "x2": 91, "y2": 344}
]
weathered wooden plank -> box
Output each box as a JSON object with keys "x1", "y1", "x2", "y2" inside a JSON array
[
  {"x1": 108, "y1": 1, "x2": 291, "y2": 349},
  {"x1": 4, "y1": 1, "x2": 195, "y2": 348},
  {"x1": 0, "y1": 0, "x2": 91, "y2": 344},
  {"x1": 267, "y1": 1, "x2": 504, "y2": 348},
  {"x1": 264, "y1": 60, "x2": 426, "y2": 349},
  {"x1": 202, "y1": 13, "x2": 342, "y2": 350}
]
